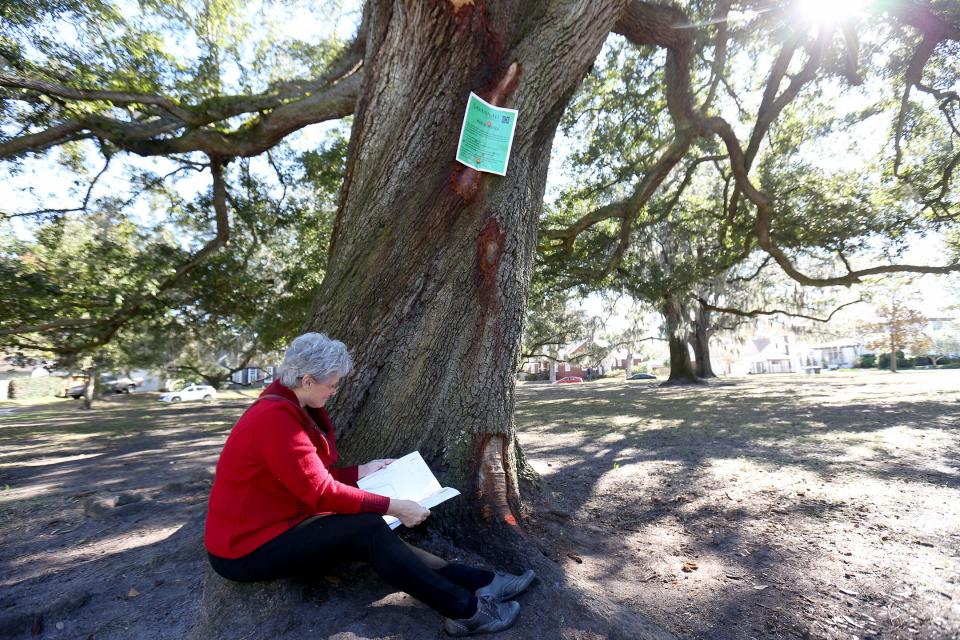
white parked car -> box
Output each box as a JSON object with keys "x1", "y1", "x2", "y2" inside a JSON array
[{"x1": 158, "y1": 384, "x2": 217, "y2": 403}]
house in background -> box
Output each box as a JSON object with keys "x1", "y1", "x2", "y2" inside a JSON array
[
  {"x1": 735, "y1": 337, "x2": 797, "y2": 375},
  {"x1": 804, "y1": 340, "x2": 866, "y2": 369},
  {"x1": 229, "y1": 366, "x2": 276, "y2": 387},
  {"x1": 521, "y1": 337, "x2": 620, "y2": 380}
]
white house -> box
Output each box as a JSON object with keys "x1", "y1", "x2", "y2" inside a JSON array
[{"x1": 803, "y1": 339, "x2": 866, "y2": 368}]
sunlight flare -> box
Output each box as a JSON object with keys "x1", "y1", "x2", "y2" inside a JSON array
[{"x1": 795, "y1": 0, "x2": 873, "y2": 23}]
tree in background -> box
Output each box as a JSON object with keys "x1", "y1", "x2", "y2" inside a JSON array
[
  {"x1": 927, "y1": 330, "x2": 960, "y2": 365},
  {"x1": 519, "y1": 278, "x2": 591, "y2": 383},
  {"x1": 859, "y1": 280, "x2": 931, "y2": 372}
]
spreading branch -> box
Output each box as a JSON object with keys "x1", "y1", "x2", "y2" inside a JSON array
[
  {"x1": 699, "y1": 297, "x2": 863, "y2": 323},
  {"x1": 0, "y1": 39, "x2": 364, "y2": 160}
]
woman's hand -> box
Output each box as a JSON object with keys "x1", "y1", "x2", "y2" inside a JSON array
[
  {"x1": 358, "y1": 458, "x2": 396, "y2": 479},
  {"x1": 387, "y1": 499, "x2": 431, "y2": 528}
]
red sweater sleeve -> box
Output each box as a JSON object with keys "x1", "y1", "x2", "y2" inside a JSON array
[
  {"x1": 257, "y1": 408, "x2": 388, "y2": 514},
  {"x1": 330, "y1": 465, "x2": 360, "y2": 485}
]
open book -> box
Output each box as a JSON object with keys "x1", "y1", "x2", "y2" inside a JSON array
[{"x1": 357, "y1": 451, "x2": 461, "y2": 529}]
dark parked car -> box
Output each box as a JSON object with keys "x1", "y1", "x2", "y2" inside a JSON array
[{"x1": 627, "y1": 372, "x2": 657, "y2": 380}]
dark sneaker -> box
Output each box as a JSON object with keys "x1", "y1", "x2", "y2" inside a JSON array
[
  {"x1": 444, "y1": 596, "x2": 520, "y2": 637},
  {"x1": 475, "y1": 569, "x2": 535, "y2": 602}
]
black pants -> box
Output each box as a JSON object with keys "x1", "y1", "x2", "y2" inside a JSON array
[{"x1": 208, "y1": 513, "x2": 494, "y2": 619}]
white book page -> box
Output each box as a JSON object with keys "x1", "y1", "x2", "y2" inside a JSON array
[{"x1": 357, "y1": 451, "x2": 461, "y2": 528}]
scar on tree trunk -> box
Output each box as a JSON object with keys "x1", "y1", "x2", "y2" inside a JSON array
[{"x1": 474, "y1": 433, "x2": 521, "y2": 527}]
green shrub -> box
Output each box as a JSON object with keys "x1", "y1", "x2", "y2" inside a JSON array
[
  {"x1": 878, "y1": 351, "x2": 913, "y2": 370},
  {"x1": 9, "y1": 376, "x2": 66, "y2": 399},
  {"x1": 858, "y1": 354, "x2": 877, "y2": 368}
]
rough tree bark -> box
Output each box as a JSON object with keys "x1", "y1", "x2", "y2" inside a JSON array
[
  {"x1": 662, "y1": 295, "x2": 702, "y2": 386},
  {"x1": 305, "y1": 0, "x2": 625, "y2": 540}
]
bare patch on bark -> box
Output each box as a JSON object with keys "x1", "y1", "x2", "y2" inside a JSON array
[
  {"x1": 476, "y1": 434, "x2": 520, "y2": 528},
  {"x1": 447, "y1": 0, "x2": 476, "y2": 11},
  {"x1": 475, "y1": 217, "x2": 506, "y2": 306}
]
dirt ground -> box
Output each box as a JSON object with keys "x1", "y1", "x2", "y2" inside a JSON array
[{"x1": 1, "y1": 370, "x2": 958, "y2": 639}]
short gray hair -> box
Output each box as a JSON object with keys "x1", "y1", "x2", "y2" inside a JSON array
[{"x1": 279, "y1": 332, "x2": 352, "y2": 388}]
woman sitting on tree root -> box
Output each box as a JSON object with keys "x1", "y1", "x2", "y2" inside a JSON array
[{"x1": 205, "y1": 332, "x2": 533, "y2": 636}]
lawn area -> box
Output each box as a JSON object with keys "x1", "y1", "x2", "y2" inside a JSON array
[
  {"x1": 515, "y1": 369, "x2": 960, "y2": 639},
  {"x1": 0, "y1": 370, "x2": 957, "y2": 639}
]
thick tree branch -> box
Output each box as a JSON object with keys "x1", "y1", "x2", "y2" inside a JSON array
[
  {"x1": 0, "y1": 120, "x2": 86, "y2": 158},
  {"x1": 699, "y1": 297, "x2": 863, "y2": 323},
  {"x1": 0, "y1": 50, "x2": 364, "y2": 160},
  {"x1": 81, "y1": 71, "x2": 363, "y2": 158},
  {"x1": 0, "y1": 318, "x2": 99, "y2": 337},
  {"x1": 707, "y1": 114, "x2": 960, "y2": 285},
  {"x1": 0, "y1": 73, "x2": 201, "y2": 124}
]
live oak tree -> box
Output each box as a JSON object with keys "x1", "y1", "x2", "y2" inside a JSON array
[
  {"x1": 537, "y1": 0, "x2": 959, "y2": 387},
  {"x1": 3, "y1": 0, "x2": 960, "y2": 568}
]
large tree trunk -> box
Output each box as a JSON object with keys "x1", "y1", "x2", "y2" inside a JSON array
[
  {"x1": 305, "y1": 1, "x2": 622, "y2": 539},
  {"x1": 662, "y1": 296, "x2": 702, "y2": 386},
  {"x1": 200, "y1": 4, "x2": 677, "y2": 637},
  {"x1": 690, "y1": 301, "x2": 717, "y2": 378}
]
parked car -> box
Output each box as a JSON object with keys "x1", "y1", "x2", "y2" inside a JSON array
[
  {"x1": 68, "y1": 375, "x2": 144, "y2": 398},
  {"x1": 552, "y1": 376, "x2": 584, "y2": 385},
  {"x1": 627, "y1": 372, "x2": 657, "y2": 380},
  {"x1": 67, "y1": 383, "x2": 88, "y2": 399},
  {"x1": 103, "y1": 376, "x2": 144, "y2": 393},
  {"x1": 158, "y1": 384, "x2": 217, "y2": 403}
]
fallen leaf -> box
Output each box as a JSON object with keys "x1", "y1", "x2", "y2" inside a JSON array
[
  {"x1": 725, "y1": 573, "x2": 744, "y2": 580},
  {"x1": 323, "y1": 575, "x2": 341, "y2": 584},
  {"x1": 566, "y1": 553, "x2": 583, "y2": 564},
  {"x1": 127, "y1": 587, "x2": 139, "y2": 598},
  {"x1": 838, "y1": 587, "x2": 859, "y2": 596},
  {"x1": 753, "y1": 584, "x2": 769, "y2": 590},
  {"x1": 681, "y1": 561, "x2": 698, "y2": 572}
]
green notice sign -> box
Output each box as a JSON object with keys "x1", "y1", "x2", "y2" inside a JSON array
[{"x1": 455, "y1": 92, "x2": 518, "y2": 176}]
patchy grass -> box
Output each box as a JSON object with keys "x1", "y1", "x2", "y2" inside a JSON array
[
  {"x1": 517, "y1": 369, "x2": 960, "y2": 639},
  {"x1": 0, "y1": 371, "x2": 957, "y2": 639}
]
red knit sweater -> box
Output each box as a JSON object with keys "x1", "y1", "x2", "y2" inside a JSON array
[{"x1": 205, "y1": 380, "x2": 390, "y2": 559}]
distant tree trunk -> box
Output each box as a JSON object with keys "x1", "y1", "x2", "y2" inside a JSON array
[
  {"x1": 305, "y1": 1, "x2": 621, "y2": 539},
  {"x1": 690, "y1": 301, "x2": 716, "y2": 378},
  {"x1": 82, "y1": 366, "x2": 98, "y2": 410},
  {"x1": 625, "y1": 351, "x2": 634, "y2": 377},
  {"x1": 889, "y1": 334, "x2": 898, "y2": 373},
  {"x1": 661, "y1": 296, "x2": 702, "y2": 386},
  {"x1": 548, "y1": 348, "x2": 557, "y2": 383}
]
